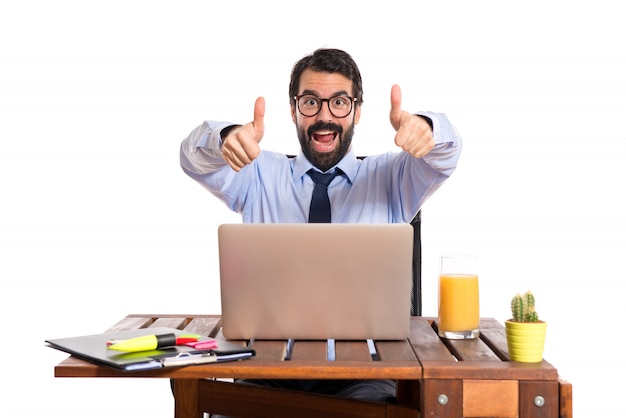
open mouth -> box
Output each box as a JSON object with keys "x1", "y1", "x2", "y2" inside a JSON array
[{"x1": 311, "y1": 130, "x2": 338, "y2": 152}]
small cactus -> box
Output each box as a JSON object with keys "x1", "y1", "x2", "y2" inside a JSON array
[{"x1": 511, "y1": 291, "x2": 540, "y2": 322}]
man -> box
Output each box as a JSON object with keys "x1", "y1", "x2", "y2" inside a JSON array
[{"x1": 180, "y1": 48, "x2": 462, "y2": 408}]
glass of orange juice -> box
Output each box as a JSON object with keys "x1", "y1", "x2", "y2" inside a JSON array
[{"x1": 438, "y1": 255, "x2": 480, "y2": 339}]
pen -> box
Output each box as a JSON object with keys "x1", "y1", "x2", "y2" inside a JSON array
[
  {"x1": 159, "y1": 352, "x2": 218, "y2": 367},
  {"x1": 107, "y1": 333, "x2": 200, "y2": 352}
]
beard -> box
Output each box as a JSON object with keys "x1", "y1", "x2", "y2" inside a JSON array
[{"x1": 297, "y1": 121, "x2": 355, "y2": 172}]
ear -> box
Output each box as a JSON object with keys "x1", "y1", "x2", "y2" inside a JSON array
[
  {"x1": 290, "y1": 104, "x2": 297, "y2": 124},
  {"x1": 353, "y1": 104, "x2": 361, "y2": 125}
]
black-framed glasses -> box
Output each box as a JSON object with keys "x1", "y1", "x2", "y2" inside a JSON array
[{"x1": 294, "y1": 94, "x2": 357, "y2": 118}]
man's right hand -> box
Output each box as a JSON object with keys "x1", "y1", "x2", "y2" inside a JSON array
[{"x1": 221, "y1": 97, "x2": 265, "y2": 172}]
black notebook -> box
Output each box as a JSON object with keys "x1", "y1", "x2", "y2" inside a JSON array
[{"x1": 46, "y1": 327, "x2": 255, "y2": 371}]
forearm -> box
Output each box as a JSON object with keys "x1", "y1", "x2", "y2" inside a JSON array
[
  {"x1": 179, "y1": 120, "x2": 234, "y2": 174},
  {"x1": 416, "y1": 111, "x2": 462, "y2": 176}
]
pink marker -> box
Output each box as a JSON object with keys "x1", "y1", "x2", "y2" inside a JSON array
[{"x1": 185, "y1": 340, "x2": 218, "y2": 350}]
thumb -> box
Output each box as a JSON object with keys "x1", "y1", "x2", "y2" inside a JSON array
[
  {"x1": 253, "y1": 96, "x2": 265, "y2": 142},
  {"x1": 389, "y1": 84, "x2": 402, "y2": 131}
]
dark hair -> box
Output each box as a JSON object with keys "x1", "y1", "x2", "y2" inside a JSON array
[{"x1": 289, "y1": 48, "x2": 363, "y2": 106}]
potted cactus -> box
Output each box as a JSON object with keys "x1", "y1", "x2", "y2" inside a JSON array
[{"x1": 505, "y1": 291, "x2": 547, "y2": 363}]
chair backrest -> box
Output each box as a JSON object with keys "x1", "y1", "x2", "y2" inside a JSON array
[
  {"x1": 409, "y1": 210, "x2": 422, "y2": 316},
  {"x1": 288, "y1": 154, "x2": 422, "y2": 317}
]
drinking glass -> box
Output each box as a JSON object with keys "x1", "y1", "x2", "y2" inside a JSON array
[{"x1": 438, "y1": 255, "x2": 480, "y2": 339}]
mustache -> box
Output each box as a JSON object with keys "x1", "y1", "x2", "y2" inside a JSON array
[{"x1": 307, "y1": 122, "x2": 343, "y2": 137}]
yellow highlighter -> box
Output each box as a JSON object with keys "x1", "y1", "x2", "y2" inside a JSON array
[{"x1": 107, "y1": 333, "x2": 192, "y2": 352}]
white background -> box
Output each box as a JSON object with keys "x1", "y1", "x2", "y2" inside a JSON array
[{"x1": 1, "y1": 1, "x2": 624, "y2": 416}]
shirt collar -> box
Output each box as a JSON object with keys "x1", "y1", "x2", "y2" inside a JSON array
[{"x1": 293, "y1": 148, "x2": 359, "y2": 183}]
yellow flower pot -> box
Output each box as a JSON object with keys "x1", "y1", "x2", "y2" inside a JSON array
[{"x1": 505, "y1": 320, "x2": 547, "y2": 363}]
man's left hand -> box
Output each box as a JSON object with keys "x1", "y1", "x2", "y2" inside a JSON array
[{"x1": 389, "y1": 84, "x2": 434, "y2": 158}]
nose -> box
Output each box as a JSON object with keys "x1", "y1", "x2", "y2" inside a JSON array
[{"x1": 316, "y1": 101, "x2": 334, "y2": 122}]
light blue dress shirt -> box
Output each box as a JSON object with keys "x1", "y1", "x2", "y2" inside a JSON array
[{"x1": 180, "y1": 111, "x2": 462, "y2": 224}]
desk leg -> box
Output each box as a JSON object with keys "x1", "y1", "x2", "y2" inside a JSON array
[
  {"x1": 420, "y1": 379, "x2": 462, "y2": 418},
  {"x1": 396, "y1": 380, "x2": 420, "y2": 409},
  {"x1": 520, "y1": 380, "x2": 558, "y2": 418},
  {"x1": 559, "y1": 378, "x2": 573, "y2": 418},
  {"x1": 173, "y1": 379, "x2": 201, "y2": 418}
]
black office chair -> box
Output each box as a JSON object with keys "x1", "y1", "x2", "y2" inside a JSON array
[{"x1": 409, "y1": 210, "x2": 422, "y2": 317}]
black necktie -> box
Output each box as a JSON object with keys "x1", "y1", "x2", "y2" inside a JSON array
[{"x1": 307, "y1": 169, "x2": 341, "y2": 223}]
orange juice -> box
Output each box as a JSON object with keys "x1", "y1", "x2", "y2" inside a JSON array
[{"x1": 438, "y1": 274, "x2": 480, "y2": 336}]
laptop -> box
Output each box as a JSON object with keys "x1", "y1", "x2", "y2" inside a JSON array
[{"x1": 218, "y1": 223, "x2": 413, "y2": 340}]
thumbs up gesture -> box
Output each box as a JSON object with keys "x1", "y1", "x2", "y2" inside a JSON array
[
  {"x1": 389, "y1": 85, "x2": 434, "y2": 158},
  {"x1": 221, "y1": 97, "x2": 266, "y2": 171}
]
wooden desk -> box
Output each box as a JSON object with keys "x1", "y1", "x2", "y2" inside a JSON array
[{"x1": 54, "y1": 314, "x2": 572, "y2": 418}]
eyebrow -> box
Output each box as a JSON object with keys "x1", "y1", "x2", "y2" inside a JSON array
[{"x1": 300, "y1": 89, "x2": 351, "y2": 97}]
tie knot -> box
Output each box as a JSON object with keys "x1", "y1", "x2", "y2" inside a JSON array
[{"x1": 307, "y1": 169, "x2": 340, "y2": 186}]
